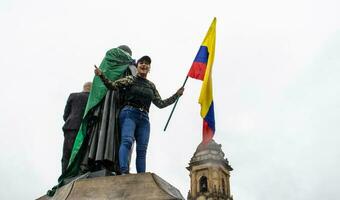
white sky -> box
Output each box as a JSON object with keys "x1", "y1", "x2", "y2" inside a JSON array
[{"x1": 1, "y1": 0, "x2": 340, "y2": 199}]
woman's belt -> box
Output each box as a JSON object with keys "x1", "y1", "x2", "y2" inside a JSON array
[{"x1": 124, "y1": 102, "x2": 149, "y2": 113}]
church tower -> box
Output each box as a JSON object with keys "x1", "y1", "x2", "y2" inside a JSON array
[{"x1": 187, "y1": 140, "x2": 233, "y2": 200}]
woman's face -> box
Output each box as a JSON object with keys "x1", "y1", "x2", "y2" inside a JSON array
[{"x1": 137, "y1": 61, "x2": 150, "y2": 76}]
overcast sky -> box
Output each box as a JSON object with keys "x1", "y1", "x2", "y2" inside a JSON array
[{"x1": 1, "y1": 0, "x2": 340, "y2": 199}]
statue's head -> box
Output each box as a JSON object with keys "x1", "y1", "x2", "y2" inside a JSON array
[
  {"x1": 117, "y1": 45, "x2": 132, "y2": 56},
  {"x1": 83, "y1": 82, "x2": 92, "y2": 92}
]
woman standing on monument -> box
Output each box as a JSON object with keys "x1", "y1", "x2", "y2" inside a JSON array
[{"x1": 94, "y1": 55, "x2": 184, "y2": 174}]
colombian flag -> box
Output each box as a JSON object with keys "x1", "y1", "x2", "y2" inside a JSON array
[{"x1": 188, "y1": 18, "x2": 216, "y2": 144}]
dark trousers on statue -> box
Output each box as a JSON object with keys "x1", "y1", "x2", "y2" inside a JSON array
[{"x1": 62, "y1": 129, "x2": 78, "y2": 173}]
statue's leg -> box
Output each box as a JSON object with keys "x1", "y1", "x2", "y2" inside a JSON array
[{"x1": 62, "y1": 130, "x2": 77, "y2": 173}]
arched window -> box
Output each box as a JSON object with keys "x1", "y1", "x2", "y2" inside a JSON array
[
  {"x1": 199, "y1": 176, "x2": 208, "y2": 193},
  {"x1": 222, "y1": 178, "x2": 226, "y2": 194}
]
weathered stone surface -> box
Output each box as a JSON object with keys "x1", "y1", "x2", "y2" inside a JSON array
[{"x1": 37, "y1": 172, "x2": 184, "y2": 200}]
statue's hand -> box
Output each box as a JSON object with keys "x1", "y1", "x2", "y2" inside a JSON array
[{"x1": 94, "y1": 65, "x2": 102, "y2": 76}]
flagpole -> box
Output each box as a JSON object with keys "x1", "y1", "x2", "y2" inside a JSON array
[{"x1": 163, "y1": 76, "x2": 189, "y2": 131}]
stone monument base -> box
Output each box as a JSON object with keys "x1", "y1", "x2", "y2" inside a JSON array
[{"x1": 37, "y1": 172, "x2": 184, "y2": 200}]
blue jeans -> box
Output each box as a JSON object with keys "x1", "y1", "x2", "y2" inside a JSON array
[{"x1": 119, "y1": 106, "x2": 150, "y2": 173}]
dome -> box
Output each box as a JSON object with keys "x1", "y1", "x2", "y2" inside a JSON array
[{"x1": 187, "y1": 140, "x2": 233, "y2": 171}]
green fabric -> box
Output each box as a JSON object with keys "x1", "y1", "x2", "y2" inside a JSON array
[
  {"x1": 69, "y1": 48, "x2": 132, "y2": 165},
  {"x1": 54, "y1": 48, "x2": 133, "y2": 190}
]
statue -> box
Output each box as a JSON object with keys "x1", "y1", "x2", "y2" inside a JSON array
[
  {"x1": 61, "y1": 81, "x2": 92, "y2": 173},
  {"x1": 47, "y1": 45, "x2": 136, "y2": 196}
]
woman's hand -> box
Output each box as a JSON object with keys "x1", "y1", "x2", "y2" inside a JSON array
[
  {"x1": 176, "y1": 87, "x2": 184, "y2": 96},
  {"x1": 94, "y1": 65, "x2": 102, "y2": 76}
]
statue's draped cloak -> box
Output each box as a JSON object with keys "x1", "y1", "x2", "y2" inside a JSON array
[
  {"x1": 48, "y1": 48, "x2": 134, "y2": 196},
  {"x1": 81, "y1": 83, "x2": 124, "y2": 172}
]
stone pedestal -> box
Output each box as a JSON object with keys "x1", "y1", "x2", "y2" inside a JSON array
[{"x1": 37, "y1": 173, "x2": 184, "y2": 200}]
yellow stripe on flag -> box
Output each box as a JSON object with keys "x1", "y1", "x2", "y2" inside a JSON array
[{"x1": 199, "y1": 18, "x2": 216, "y2": 118}]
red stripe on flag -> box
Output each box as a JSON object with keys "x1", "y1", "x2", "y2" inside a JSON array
[
  {"x1": 203, "y1": 120, "x2": 214, "y2": 144},
  {"x1": 188, "y1": 62, "x2": 207, "y2": 80}
]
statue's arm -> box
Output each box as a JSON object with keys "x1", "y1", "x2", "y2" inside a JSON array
[{"x1": 63, "y1": 94, "x2": 72, "y2": 121}]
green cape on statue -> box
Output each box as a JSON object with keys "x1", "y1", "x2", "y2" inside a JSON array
[{"x1": 48, "y1": 48, "x2": 133, "y2": 196}]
